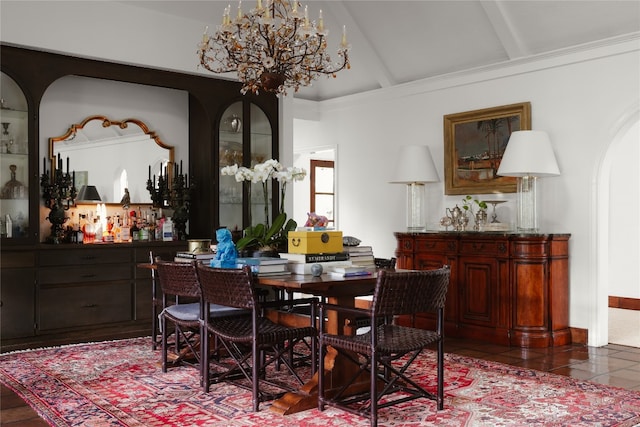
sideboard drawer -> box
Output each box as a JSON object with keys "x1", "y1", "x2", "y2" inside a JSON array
[
  {"x1": 38, "y1": 281, "x2": 132, "y2": 330},
  {"x1": 38, "y1": 263, "x2": 132, "y2": 285},
  {"x1": 459, "y1": 239, "x2": 508, "y2": 256},
  {"x1": 415, "y1": 238, "x2": 456, "y2": 253},
  {"x1": 39, "y1": 247, "x2": 132, "y2": 267}
]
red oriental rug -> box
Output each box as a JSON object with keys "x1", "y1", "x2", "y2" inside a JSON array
[{"x1": 1, "y1": 337, "x2": 639, "y2": 426}]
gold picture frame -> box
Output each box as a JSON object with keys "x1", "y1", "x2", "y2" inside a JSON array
[{"x1": 444, "y1": 102, "x2": 531, "y2": 195}]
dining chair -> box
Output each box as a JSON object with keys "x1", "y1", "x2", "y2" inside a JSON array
[
  {"x1": 196, "y1": 264, "x2": 318, "y2": 411},
  {"x1": 155, "y1": 260, "x2": 245, "y2": 375},
  {"x1": 318, "y1": 266, "x2": 450, "y2": 427}
]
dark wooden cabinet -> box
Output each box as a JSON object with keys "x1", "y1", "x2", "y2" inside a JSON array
[
  {"x1": 395, "y1": 232, "x2": 571, "y2": 348},
  {"x1": 0, "y1": 249, "x2": 36, "y2": 339},
  {"x1": 1, "y1": 241, "x2": 186, "y2": 352},
  {"x1": 0, "y1": 44, "x2": 279, "y2": 351}
]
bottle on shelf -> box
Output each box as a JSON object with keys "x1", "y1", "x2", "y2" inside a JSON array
[
  {"x1": 130, "y1": 212, "x2": 139, "y2": 242},
  {"x1": 5, "y1": 214, "x2": 12, "y2": 238},
  {"x1": 163, "y1": 217, "x2": 173, "y2": 241}
]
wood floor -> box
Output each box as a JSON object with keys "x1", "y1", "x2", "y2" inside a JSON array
[{"x1": 2, "y1": 338, "x2": 640, "y2": 425}]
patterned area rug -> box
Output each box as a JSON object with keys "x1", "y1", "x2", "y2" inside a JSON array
[{"x1": 1, "y1": 337, "x2": 639, "y2": 427}]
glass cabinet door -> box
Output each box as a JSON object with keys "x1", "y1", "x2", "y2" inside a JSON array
[
  {"x1": 0, "y1": 72, "x2": 30, "y2": 240},
  {"x1": 218, "y1": 101, "x2": 273, "y2": 231},
  {"x1": 219, "y1": 101, "x2": 244, "y2": 230}
]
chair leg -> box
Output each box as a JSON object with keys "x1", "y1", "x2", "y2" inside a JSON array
[
  {"x1": 202, "y1": 327, "x2": 210, "y2": 393},
  {"x1": 318, "y1": 342, "x2": 325, "y2": 411},
  {"x1": 437, "y1": 337, "x2": 444, "y2": 410},
  {"x1": 252, "y1": 337, "x2": 260, "y2": 411},
  {"x1": 370, "y1": 350, "x2": 378, "y2": 427},
  {"x1": 161, "y1": 316, "x2": 168, "y2": 373}
]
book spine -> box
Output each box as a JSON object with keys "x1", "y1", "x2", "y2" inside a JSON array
[
  {"x1": 305, "y1": 253, "x2": 349, "y2": 263},
  {"x1": 175, "y1": 253, "x2": 197, "y2": 259}
]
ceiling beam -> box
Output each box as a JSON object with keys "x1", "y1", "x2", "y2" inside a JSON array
[{"x1": 481, "y1": 0, "x2": 529, "y2": 59}]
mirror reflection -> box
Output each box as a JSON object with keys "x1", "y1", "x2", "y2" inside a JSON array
[{"x1": 50, "y1": 115, "x2": 174, "y2": 204}]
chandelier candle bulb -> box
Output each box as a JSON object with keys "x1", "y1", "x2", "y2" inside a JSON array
[{"x1": 318, "y1": 10, "x2": 324, "y2": 33}]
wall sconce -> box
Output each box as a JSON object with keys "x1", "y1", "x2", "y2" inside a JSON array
[
  {"x1": 390, "y1": 145, "x2": 440, "y2": 231},
  {"x1": 497, "y1": 130, "x2": 560, "y2": 232},
  {"x1": 76, "y1": 185, "x2": 102, "y2": 203}
]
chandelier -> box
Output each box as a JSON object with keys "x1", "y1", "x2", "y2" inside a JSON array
[{"x1": 197, "y1": 0, "x2": 351, "y2": 95}]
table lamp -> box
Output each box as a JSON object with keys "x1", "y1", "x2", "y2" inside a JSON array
[
  {"x1": 497, "y1": 130, "x2": 560, "y2": 232},
  {"x1": 76, "y1": 185, "x2": 102, "y2": 203},
  {"x1": 390, "y1": 145, "x2": 439, "y2": 231}
]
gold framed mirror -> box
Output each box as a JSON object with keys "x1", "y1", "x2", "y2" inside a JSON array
[{"x1": 50, "y1": 115, "x2": 174, "y2": 204}]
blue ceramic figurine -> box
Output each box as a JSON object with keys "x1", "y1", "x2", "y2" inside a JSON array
[{"x1": 210, "y1": 227, "x2": 238, "y2": 268}]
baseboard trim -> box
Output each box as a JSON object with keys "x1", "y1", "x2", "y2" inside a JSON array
[
  {"x1": 570, "y1": 327, "x2": 588, "y2": 345},
  {"x1": 609, "y1": 296, "x2": 640, "y2": 311}
]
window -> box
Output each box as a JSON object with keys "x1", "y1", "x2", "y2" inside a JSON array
[{"x1": 310, "y1": 159, "x2": 334, "y2": 227}]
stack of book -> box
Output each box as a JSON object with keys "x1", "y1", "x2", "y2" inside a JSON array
[
  {"x1": 235, "y1": 257, "x2": 291, "y2": 276},
  {"x1": 174, "y1": 251, "x2": 216, "y2": 263},
  {"x1": 343, "y1": 245, "x2": 375, "y2": 269},
  {"x1": 280, "y1": 252, "x2": 352, "y2": 275}
]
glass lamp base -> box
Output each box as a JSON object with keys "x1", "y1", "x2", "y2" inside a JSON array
[
  {"x1": 516, "y1": 176, "x2": 538, "y2": 233},
  {"x1": 406, "y1": 183, "x2": 426, "y2": 231}
]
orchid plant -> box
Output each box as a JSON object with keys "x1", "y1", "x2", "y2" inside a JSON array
[{"x1": 221, "y1": 159, "x2": 306, "y2": 252}]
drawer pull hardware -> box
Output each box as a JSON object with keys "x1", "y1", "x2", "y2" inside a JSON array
[
  {"x1": 81, "y1": 304, "x2": 98, "y2": 308},
  {"x1": 321, "y1": 232, "x2": 329, "y2": 243},
  {"x1": 81, "y1": 274, "x2": 97, "y2": 278},
  {"x1": 291, "y1": 238, "x2": 301, "y2": 247},
  {"x1": 80, "y1": 256, "x2": 97, "y2": 260}
]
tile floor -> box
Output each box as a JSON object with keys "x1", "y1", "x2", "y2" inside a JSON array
[{"x1": 2, "y1": 337, "x2": 639, "y2": 425}]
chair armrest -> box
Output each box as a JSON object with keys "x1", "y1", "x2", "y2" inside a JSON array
[{"x1": 319, "y1": 302, "x2": 372, "y2": 318}]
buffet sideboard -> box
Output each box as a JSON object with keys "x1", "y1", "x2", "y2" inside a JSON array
[
  {"x1": 0, "y1": 241, "x2": 186, "y2": 352},
  {"x1": 394, "y1": 232, "x2": 571, "y2": 348}
]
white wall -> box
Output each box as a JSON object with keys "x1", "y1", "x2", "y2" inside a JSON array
[
  {"x1": 608, "y1": 121, "x2": 640, "y2": 298},
  {"x1": 2, "y1": 0, "x2": 639, "y2": 345},
  {"x1": 292, "y1": 45, "x2": 640, "y2": 345}
]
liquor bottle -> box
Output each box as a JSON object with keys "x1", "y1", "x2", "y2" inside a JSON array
[
  {"x1": 163, "y1": 217, "x2": 173, "y2": 241},
  {"x1": 130, "y1": 214, "x2": 139, "y2": 241},
  {"x1": 121, "y1": 215, "x2": 131, "y2": 242},
  {"x1": 149, "y1": 213, "x2": 156, "y2": 241}
]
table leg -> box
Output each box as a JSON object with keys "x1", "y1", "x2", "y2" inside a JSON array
[{"x1": 270, "y1": 295, "x2": 370, "y2": 415}]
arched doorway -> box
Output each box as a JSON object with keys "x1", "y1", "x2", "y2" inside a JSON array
[{"x1": 594, "y1": 104, "x2": 640, "y2": 347}]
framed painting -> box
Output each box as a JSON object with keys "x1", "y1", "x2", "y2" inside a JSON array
[{"x1": 444, "y1": 102, "x2": 531, "y2": 195}]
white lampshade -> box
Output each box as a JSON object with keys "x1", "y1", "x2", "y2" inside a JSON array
[
  {"x1": 497, "y1": 130, "x2": 560, "y2": 177},
  {"x1": 390, "y1": 145, "x2": 439, "y2": 231},
  {"x1": 390, "y1": 145, "x2": 440, "y2": 183},
  {"x1": 497, "y1": 130, "x2": 560, "y2": 232}
]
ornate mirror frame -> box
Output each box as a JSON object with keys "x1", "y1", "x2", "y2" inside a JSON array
[{"x1": 50, "y1": 115, "x2": 174, "y2": 204}]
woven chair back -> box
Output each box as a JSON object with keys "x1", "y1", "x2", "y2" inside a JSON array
[
  {"x1": 196, "y1": 264, "x2": 256, "y2": 310},
  {"x1": 155, "y1": 260, "x2": 201, "y2": 299},
  {"x1": 371, "y1": 266, "x2": 450, "y2": 316}
]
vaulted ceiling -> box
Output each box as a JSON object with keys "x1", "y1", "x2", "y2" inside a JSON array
[{"x1": 129, "y1": 0, "x2": 640, "y2": 101}]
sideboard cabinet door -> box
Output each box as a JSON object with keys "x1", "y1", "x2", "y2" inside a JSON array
[{"x1": 0, "y1": 250, "x2": 35, "y2": 339}]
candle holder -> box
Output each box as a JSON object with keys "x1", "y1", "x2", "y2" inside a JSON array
[
  {"x1": 146, "y1": 161, "x2": 193, "y2": 240},
  {"x1": 146, "y1": 166, "x2": 170, "y2": 209},
  {"x1": 40, "y1": 155, "x2": 77, "y2": 244}
]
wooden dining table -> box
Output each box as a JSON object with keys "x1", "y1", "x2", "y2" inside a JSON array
[
  {"x1": 138, "y1": 261, "x2": 378, "y2": 415},
  {"x1": 257, "y1": 273, "x2": 378, "y2": 415}
]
